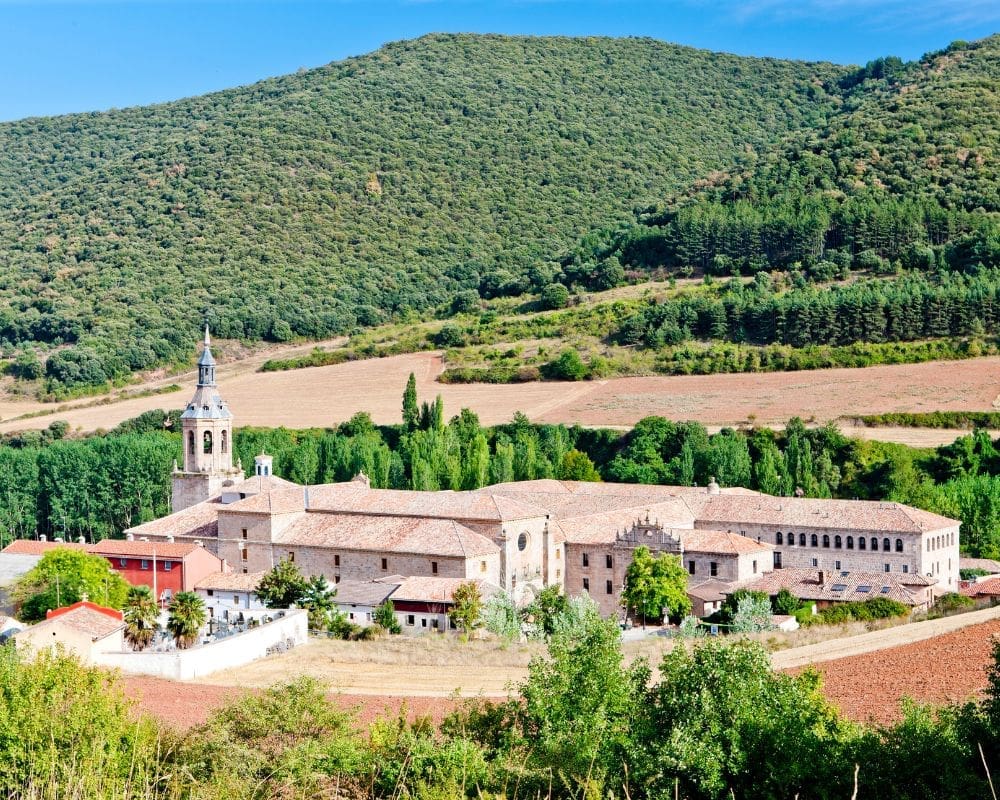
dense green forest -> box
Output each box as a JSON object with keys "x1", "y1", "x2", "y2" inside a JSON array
[
  {"x1": 8, "y1": 397, "x2": 1000, "y2": 558},
  {"x1": 3, "y1": 619, "x2": 999, "y2": 799},
  {"x1": 0, "y1": 34, "x2": 845, "y2": 393}
]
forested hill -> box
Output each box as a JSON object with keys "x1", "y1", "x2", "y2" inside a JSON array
[
  {"x1": 0, "y1": 34, "x2": 845, "y2": 391},
  {"x1": 575, "y1": 35, "x2": 1000, "y2": 279}
]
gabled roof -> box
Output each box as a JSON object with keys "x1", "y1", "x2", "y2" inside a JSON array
[
  {"x1": 683, "y1": 530, "x2": 773, "y2": 556},
  {"x1": 686, "y1": 579, "x2": 732, "y2": 602},
  {"x1": 195, "y1": 571, "x2": 265, "y2": 592},
  {"x1": 89, "y1": 539, "x2": 210, "y2": 559},
  {"x1": 736, "y1": 568, "x2": 931, "y2": 606},
  {"x1": 694, "y1": 495, "x2": 958, "y2": 533},
  {"x1": 302, "y1": 484, "x2": 548, "y2": 522},
  {"x1": 28, "y1": 601, "x2": 125, "y2": 640},
  {"x1": 274, "y1": 513, "x2": 499, "y2": 558},
  {"x1": 390, "y1": 576, "x2": 500, "y2": 604},
  {"x1": 960, "y1": 557, "x2": 1000, "y2": 574},
  {"x1": 2, "y1": 540, "x2": 87, "y2": 556},
  {"x1": 125, "y1": 497, "x2": 223, "y2": 540},
  {"x1": 331, "y1": 579, "x2": 399, "y2": 607}
]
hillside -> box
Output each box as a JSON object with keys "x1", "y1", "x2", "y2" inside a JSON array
[{"x1": 0, "y1": 34, "x2": 845, "y2": 393}]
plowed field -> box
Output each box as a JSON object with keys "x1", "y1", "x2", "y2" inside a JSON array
[{"x1": 3, "y1": 349, "x2": 1000, "y2": 446}]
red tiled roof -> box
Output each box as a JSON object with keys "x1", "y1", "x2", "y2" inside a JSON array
[
  {"x1": 274, "y1": 513, "x2": 499, "y2": 558},
  {"x1": 390, "y1": 576, "x2": 500, "y2": 603},
  {"x1": 125, "y1": 497, "x2": 223, "y2": 540},
  {"x1": 2, "y1": 540, "x2": 87, "y2": 555},
  {"x1": 89, "y1": 539, "x2": 209, "y2": 559},
  {"x1": 195, "y1": 571, "x2": 265, "y2": 592},
  {"x1": 683, "y1": 530, "x2": 773, "y2": 555},
  {"x1": 737, "y1": 568, "x2": 930, "y2": 606}
]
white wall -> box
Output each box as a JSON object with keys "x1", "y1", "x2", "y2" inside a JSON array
[{"x1": 93, "y1": 609, "x2": 307, "y2": 680}]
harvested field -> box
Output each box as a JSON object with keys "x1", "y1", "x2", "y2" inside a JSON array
[{"x1": 2, "y1": 348, "x2": 1000, "y2": 447}]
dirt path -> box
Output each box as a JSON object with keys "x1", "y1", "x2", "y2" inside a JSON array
[
  {"x1": 2, "y1": 348, "x2": 998, "y2": 446},
  {"x1": 772, "y1": 605, "x2": 1000, "y2": 669}
]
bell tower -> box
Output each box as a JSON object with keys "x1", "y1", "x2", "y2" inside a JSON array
[{"x1": 171, "y1": 327, "x2": 243, "y2": 512}]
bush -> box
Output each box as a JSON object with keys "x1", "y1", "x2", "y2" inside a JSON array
[
  {"x1": 433, "y1": 324, "x2": 466, "y2": 348},
  {"x1": 540, "y1": 282, "x2": 570, "y2": 310},
  {"x1": 544, "y1": 349, "x2": 588, "y2": 381},
  {"x1": 934, "y1": 592, "x2": 974, "y2": 613}
]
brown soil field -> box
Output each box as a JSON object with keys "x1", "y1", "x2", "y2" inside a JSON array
[
  {"x1": 123, "y1": 608, "x2": 1000, "y2": 730},
  {"x1": 2, "y1": 348, "x2": 999, "y2": 447}
]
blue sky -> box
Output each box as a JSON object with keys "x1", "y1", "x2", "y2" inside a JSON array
[{"x1": 0, "y1": 0, "x2": 997, "y2": 122}]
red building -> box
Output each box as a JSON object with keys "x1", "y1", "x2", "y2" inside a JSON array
[{"x1": 3, "y1": 538, "x2": 228, "y2": 605}]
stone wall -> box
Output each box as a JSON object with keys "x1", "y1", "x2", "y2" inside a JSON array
[{"x1": 93, "y1": 609, "x2": 308, "y2": 681}]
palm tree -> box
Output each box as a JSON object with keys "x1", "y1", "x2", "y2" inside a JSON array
[
  {"x1": 123, "y1": 585, "x2": 159, "y2": 651},
  {"x1": 166, "y1": 591, "x2": 207, "y2": 649}
]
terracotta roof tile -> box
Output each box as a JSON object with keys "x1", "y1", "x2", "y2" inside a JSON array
[
  {"x1": 195, "y1": 571, "x2": 265, "y2": 592},
  {"x1": 683, "y1": 530, "x2": 773, "y2": 555},
  {"x1": 390, "y1": 576, "x2": 500, "y2": 603},
  {"x1": 2, "y1": 540, "x2": 87, "y2": 555},
  {"x1": 302, "y1": 485, "x2": 547, "y2": 522},
  {"x1": 89, "y1": 540, "x2": 210, "y2": 559},
  {"x1": 695, "y1": 495, "x2": 958, "y2": 533},
  {"x1": 125, "y1": 497, "x2": 223, "y2": 540},
  {"x1": 737, "y1": 568, "x2": 930, "y2": 606},
  {"x1": 274, "y1": 513, "x2": 499, "y2": 558}
]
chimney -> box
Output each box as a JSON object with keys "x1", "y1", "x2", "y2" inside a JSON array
[
  {"x1": 54, "y1": 537, "x2": 64, "y2": 543},
  {"x1": 39, "y1": 535, "x2": 46, "y2": 542},
  {"x1": 194, "y1": 540, "x2": 204, "y2": 548},
  {"x1": 125, "y1": 533, "x2": 134, "y2": 541},
  {"x1": 166, "y1": 535, "x2": 174, "y2": 543},
  {"x1": 77, "y1": 536, "x2": 85, "y2": 544}
]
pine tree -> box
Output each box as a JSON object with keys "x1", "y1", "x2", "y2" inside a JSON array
[{"x1": 401, "y1": 373, "x2": 419, "y2": 432}]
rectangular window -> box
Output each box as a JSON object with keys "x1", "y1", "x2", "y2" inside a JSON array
[
  {"x1": 605, "y1": 580, "x2": 613, "y2": 595},
  {"x1": 450, "y1": 618, "x2": 457, "y2": 629},
  {"x1": 811, "y1": 558, "x2": 818, "y2": 567},
  {"x1": 207, "y1": 589, "x2": 214, "y2": 597},
  {"x1": 241, "y1": 549, "x2": 248, "y2": 561},
  {"x1": 688, "y1": 560, "x2": 695, "y2": 575},
  {"x1": 140, "y1": 559, "x2": 149, "y2": 570},
  {"x1": 903, "y1": 564, "x2": 909, "y2": 574},
  {"x1": 288, "y1": 552, "x2": 295, "y2": 563},
  {"x1": 582, "y1": 553, "x2": 589, "y2": 567},
  {"x1": 334, "y1": 554, "x2": 340, "y2": 567},
  {"x1": 233, "y1": 595, "x2": 239, "y2": 605},
  {"x1": 406, "y1": 615, "x2": 415, "y2": 626},
  {"x1": 555, "y1": 549, "x2": 561, "y2": 560},
  {"x1": 710, "y1": 561, "x2": 718, "y2": 577},
  {"x1": 583, "y1": 577, "x2": 590, "y2": 591},
  {"x1": 556, "y1": 569, "x2": 561, "y2": 580},
  {"x1": 431, "y1": 561, "x2": 438, "y2": 574},
  {"x1": 118, "y1": 558, "x2": 127, "y2": 568},
  {"x1": 421, "y1": 619, "x2": 427, "y2": 628},
  {"x1": 835, "y1": 560, "x2": 841, "y2": 570},
  {"x1": 242, "y1": 568, "x2": 248, "y2": 574},
  {"x1": 381, "y1": 558, "x2": 388, "y2": 570},
  {"x1": 241, "y1": 528, "x2": 248, "y2": 540},
  {"x1": 163, "y1": 561, "x2": 173, "y2": 571},
  {"x1": 432, "y1": 619, "x2": 439, "y2": 629},
  {"x1": 480, "y1": 560, "x2": 487, "y2": 573},
  {"x1": 606, "y1": 554, "x2": 613, "y2": 569},
  {"x1": 884, "y1": 563, "x2": 891, "y2": 572},
  {"x1": 752, "y1": 560, "x2": 758, "y2": 574}
]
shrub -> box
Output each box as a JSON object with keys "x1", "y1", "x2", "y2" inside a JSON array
[
  {"x1": 433, "y1": 324, "x2": 466, "y2": 348},
  {"x1": 540, "y1": 282, "x2": 570, "y2": 309},
  {"x1": 544, "y1": 349, "x2": 588, "y2": 381}
]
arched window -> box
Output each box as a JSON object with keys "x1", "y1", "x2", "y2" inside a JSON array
[
  {"x1": 859, "y1": 536, "x2": 866, "y2": 550},
  {"x1": 834, "y1": 535, "x2": 842, "y2": 549},
  {"x1": 822, "y1": 535, "x2": 830, "y2": 548},
  {"x1": 871, "y1": 537, "x2": 879, "y2": 551},
  {"x1": 799, "y1": 533, "x2": 806, "y2": 547},
  {"x1": 895, "y1": 538, "x2": 903, "y2": 553},
  {"x1": 846, "y1": 536, "x2": 854, "y2": 550},
  {"x1": 883, "y1": 538, "x2": 891, "y2": 553},
  {"x1": 187, "y1": 431, "x2": 195, "y2": 455},
  {"x1": 810, "y1": 534, "x2": 818, "y2": 547},
  {"x1": 203, "y1": 430, "x2": 213, "y2": 454},
  {"x1": 776, "y1": 532, "x2": 783, "y2": 545},
  {"x1": 221, "y1": 430, "x2": 228, "y2": 454}
]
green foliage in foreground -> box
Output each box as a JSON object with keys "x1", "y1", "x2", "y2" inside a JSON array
[{"x1": 5, "y1": 617, "x2": 1000, "y2": 800}]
